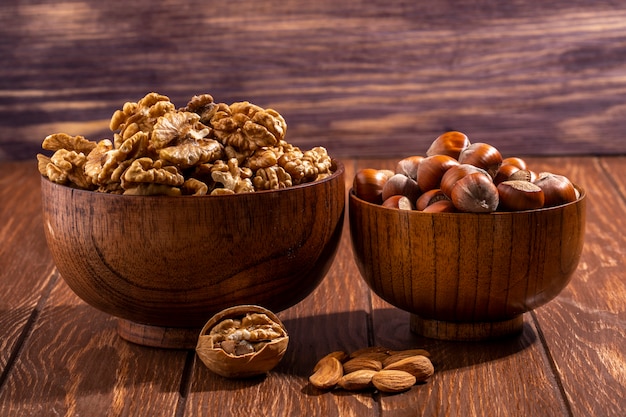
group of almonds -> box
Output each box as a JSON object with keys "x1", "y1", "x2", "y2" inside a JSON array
[
  {"x1": 309, "y1": 347, "x2": 434, "y2": 394},
  {"x1": 353, "y1": 131, "x2": 579, "y2": 213}
]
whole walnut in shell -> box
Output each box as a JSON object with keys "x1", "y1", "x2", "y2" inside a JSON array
[{"x1": 196, "y1": 305, "x2": 289, "y2": 378}]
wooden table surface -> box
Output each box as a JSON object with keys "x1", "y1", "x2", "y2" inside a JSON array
[{"x1": 0, "y1": 157, "x2": 624, "y2": 417}]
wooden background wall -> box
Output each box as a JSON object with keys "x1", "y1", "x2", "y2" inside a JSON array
[{"x1": 1, "y1": 0, "x2": 626, "y2": 161}]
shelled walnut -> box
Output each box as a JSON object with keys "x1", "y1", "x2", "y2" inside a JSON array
[
  {"x1": 37, "y1": 92, "x2": 334, "y2": 195},
  {"x1": 196, "y1": 305, "x2": 289, "y2": 378}
]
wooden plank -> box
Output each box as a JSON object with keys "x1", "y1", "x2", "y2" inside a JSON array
[
  {"x1": 526, "y1": 156, "x2": 626, "y2": 417},
  {"x1": 0, "y1": 277, "x2": 190, "y2": 417},
  {"x1": 599, "y1": 156, "x2": 626, "y2": 203},
  {"x1": 0, "y1": 163, "x2": 56, "y2": 379},
  {"x1": 2, "y1": 1, "x2": 626, "y2": 160}
]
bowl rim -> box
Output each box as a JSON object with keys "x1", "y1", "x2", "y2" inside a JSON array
[
  {"x1": 348, "y1": 184, "x2": 586, "y2": 215},
  {"x1": 41, "y1": 159, "x2": 345, "y2": 199}
]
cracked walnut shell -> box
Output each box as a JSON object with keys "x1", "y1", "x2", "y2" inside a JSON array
[{"x1": 196, "y1": 305, "x2": 289, "y2": 378}]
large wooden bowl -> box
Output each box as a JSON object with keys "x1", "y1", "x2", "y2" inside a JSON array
[
  {"x1": 41, "y1": 161, "x2": 345, "y2": 348},
  {"x1": 349, "y1": 187, "x2": 586, "y2": 341}
]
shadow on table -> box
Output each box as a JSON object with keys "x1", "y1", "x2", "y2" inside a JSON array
[
  {"x1": 0, "y1": 303, "x2": 537, "y2": 403},
  {"x1": 277, "y1": 308, "x2": 538, "y2": 380}
]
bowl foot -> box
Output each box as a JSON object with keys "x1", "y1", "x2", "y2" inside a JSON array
[
  {"x1": 410, "y1": 314, "x2": 524, "y2": 341},
  {"x1": 117, "y1": 319, "x2": 201, "y2": 349}
]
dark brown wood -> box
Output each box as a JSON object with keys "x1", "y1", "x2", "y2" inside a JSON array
[
  {"x1": 0, "y1": 163, "x2": 57, "y2": 378},
  {"x1": 349, "y1": 177, "x2": 586, "y2": 341},
  {"x1": 2, "y1": 1, "x2": 626, "y2": 162},
  {"x1": 370, "y1": 299, "x2": 573, "y2": 416},
  {"x1": 39, "y1": 162, "x2": 345, "y2": 346},
  {"x1": 525, "y1": 156, "x2": 626, "y2": 417},
  {"x1": 0, "y1": 280, "x2": 189, "y2": 417},
  {"x1": 1, "y1": 159, "x2": 625, "y2": 417}
]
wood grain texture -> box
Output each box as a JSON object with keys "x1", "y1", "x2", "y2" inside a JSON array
[
  {"x1": 2, "y1": 1, "x2": 626, "y2": 161},
  {"x1": 0, "y1": 164, "x2": 190, "y2": 415},
  {"x1": 0, "y1": 280, "x2": 189, "y2": 417},
  {"x1": 38, "y1": 163, "x2": 345, "y2": 331},
  {"x1": 370, "y1": 302, "x2": 572, "y2": 417},
  {"x1": 0, "y1": 163, "x2": 57, "y2": 381},
  {"x1": 527, "y1": 157, "x2": 626, "y2": 417},
  {"x1": 349, "y1": 183, "x2": 586, "y2": 339},
  {"x1": 1, "y1": 159, "x2": 625, "y2": 416}
]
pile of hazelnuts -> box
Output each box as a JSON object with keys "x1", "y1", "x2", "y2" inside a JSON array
[{"x1": 353, "y1": 131, "x2": 580, "y2": 213}]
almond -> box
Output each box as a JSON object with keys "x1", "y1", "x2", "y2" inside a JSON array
[
  {"x1": 309, "y1": 356, "x2": 343, "y2": 390},
  {"x1": 372, "y1": 370, "x2": 416, "y2": 393},
  {"x1": 382, "y1": 349, "x2": 431, "y2": 367},
  {"x1": 337, "y1": 369, "x2": 378, "y2": 391},
  {"x1": 314, "y1": 350, "x2": 348, "y2": 369},
  {"x1": 383, "y1": 355, "x2": 434, "y2": 382},
  {"x1": 342, "y1": 357, "x2": 383, "y2": 374}
]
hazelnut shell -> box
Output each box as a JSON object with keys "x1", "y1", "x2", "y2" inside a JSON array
[
  {"x1": 497, "y1": 180, "x2": 545, "y2": 211},
  {"x1": 426, "y1": 131, "x2": 471, "y2": 159}
]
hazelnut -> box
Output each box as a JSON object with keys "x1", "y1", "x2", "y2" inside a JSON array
[
  {"x1": 422, "y1": 199, "x2": 456, "y2": 213},
  {"x1": 501, "y1": 157, "x2": 528, "y2": 170},
  {"x1": 415, "y1": 188, "x2": 449, "y2": 211},
  {"x1": 533, "y1": 172, "x2": 577, "y2": 207},
  {"x1": 493, "y1": 163, "x2": 521, "y2": 185},
  {"x1": 458, "y1": 142, "x2": 503, "y2": 178},
  {"x1": 395, "y1": 156, "x2": 424, "y2": 180},
  {"x1": 440, "y1": 164, "x2": 490, "y2": 197},
  {"x1": 450, "y1": 172, "x2": 500, "y2": 213},
  {"x1": 353, "y1": 169, "x2": 394, "y2": 204},
  {"x1": 497, "y1": 180, "x2": 545, "y2": 211},
  {"x1": 382, "y1": 195, "x2": 414, "y2": 210},
  {"x1": 416, "y1": 155, "x2": 459, "y2": 193},
  {"x1": 382, "y1": 173, "x2": 421, "y2": 202},
  {"x1": 426, "y1": 131, "x2": 471, "y2": 159},
  {"x1": 509, "y1": 169, "x2": 537, "y2": 183}
]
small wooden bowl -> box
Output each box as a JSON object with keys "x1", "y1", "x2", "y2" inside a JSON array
[
  {"x1": 40, "y1": 161, "x2": 345, "y2": 348},
  {"x1": 349, "y1": 187, "x2": 586, "y2": 341}
]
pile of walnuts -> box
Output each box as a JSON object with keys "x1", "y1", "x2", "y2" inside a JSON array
[{"x1": 37, "y1": 92, "x2": 333, "y2": 196}]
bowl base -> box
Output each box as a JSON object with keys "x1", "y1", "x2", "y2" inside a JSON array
[
  {"x1": 410, "y1": 314, "x2": 524, "y2": 341},
  {"x1": 117, "y1": 319, "x2": 201, "y2": 349}
]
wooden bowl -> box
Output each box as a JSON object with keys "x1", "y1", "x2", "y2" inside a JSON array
[
  {"x1": 349, "y1": 187, "x2": 586, "y2": 341},
  {"x1": 40, "y1": 161, "x2": 345, "y2": 348}
]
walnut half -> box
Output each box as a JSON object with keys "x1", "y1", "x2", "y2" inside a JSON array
[
  {"x1": 196, "y1": 305, "x2": 289, "y2": 378},
  {"x1": 38, "y1": 92, "x2": 335, "y2": 195}
]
